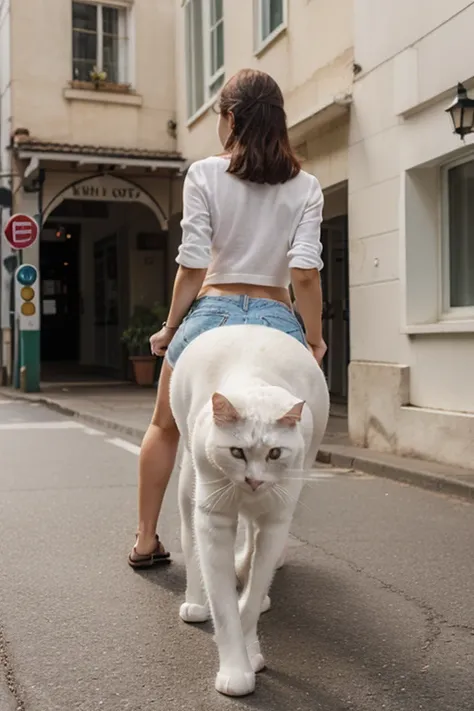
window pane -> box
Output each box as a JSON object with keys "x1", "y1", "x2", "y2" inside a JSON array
[
  {"x1": 185, "y1": 3, "x2": 194, "y2": 114},
  {"x1": 211, "y1": 0, "x2": 223, "y2": 23},
  {"x1": 102, "y1": 6, "x2": 119, "y2": 35},
  {"x1": 209, "y1": 72, "x2": 224, "y2": 96},
  {"x1": 210, "y1": 21, "x2": 224, "y2": 77},
  {"x1": 72, "y1": 2, "x2": 97, "y2": 80},
  {"x1": 185, "y1": 0, "x2": 205, "y2": 116},
  {"x1": 262, "y1": 0, "x2": 283, "y2": 39},
  {"x1": 72, "y1": 48, "x2": 96, "y2": 80},
  {"x1": 73, "y1": 2, "x2": 97, "y2": 31},
  {"x1": 270, "y1": 0, "x2": 284, "y2": 32},
  {"x1": 448, "y1": 161, "x2": 474, "y2": 308},
  {"x1": 103, "y1": 36, "x2": 118, "y2": 83},
  {"x1": 102, "y1": 6, "x2": 128, "y2": 84},
  {"x1": 216, "y1": 21, "x2": 224, "y2": 70}
]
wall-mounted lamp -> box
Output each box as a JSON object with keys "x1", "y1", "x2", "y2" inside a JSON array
[{"x1": 446, "y1": 82, "x2": 474, "y2": 139}]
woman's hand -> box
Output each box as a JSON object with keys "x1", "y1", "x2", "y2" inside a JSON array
[
  {"x1": 149, "y1": 327, "x2": 176, "y2": 357},
  {"x1": 308, "y1": 338, "x2": 327, "y2": 366}
]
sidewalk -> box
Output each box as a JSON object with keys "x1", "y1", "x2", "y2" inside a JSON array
[{"x1": 2, "y1": 383, "x2": 474, "y2": 502}]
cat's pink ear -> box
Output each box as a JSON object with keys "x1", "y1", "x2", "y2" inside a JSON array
[
  {"x1": 212, "y1": 393, "x2": 241, "y2": 426},
  {"x1": 277, "y1": 401, "x2": 305, "y2": 427}
]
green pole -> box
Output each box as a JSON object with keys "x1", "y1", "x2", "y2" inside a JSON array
[
  {"x1": 19, "y1": 330, "x2": 40, "y2": 392},
  {"x1": 15, "y1": 258, "x2": 40, "y2": 393}
]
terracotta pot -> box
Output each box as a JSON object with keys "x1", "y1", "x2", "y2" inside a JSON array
[{"x1": 129, "y1": 356, "x2": 156, "y2": 386}]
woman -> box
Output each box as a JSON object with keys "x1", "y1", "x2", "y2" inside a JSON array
[{"x1": 128, "y1": 68, "x2": 327, "y2": 567}]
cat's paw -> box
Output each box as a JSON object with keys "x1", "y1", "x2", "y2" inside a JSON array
[
  {"x1": 215, "y1": 670, "x2": 256, "y2": 697},
  {"x1": 247, "y1": 640, "x2": 266, "y2": 673},
  {"x1": 179, "y1": 602, "x2": 210, "y2": 623},
  {"x1": 261, "y1": 595, "x2": 271, "y2": 614}
]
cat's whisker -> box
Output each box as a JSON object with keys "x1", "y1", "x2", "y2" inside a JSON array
[
  {"x1": 201, "y1": 476, "x2": 228, "y2": 486},
  {"x1": 208, "y1": 490, "x2": 232, "y2": 516},
  {"x1": 271, "y1": 486, "x2": 287, "y2": 509},
  {"x1": 200, "y1": 483, "x2": 233, "y2": 510},
  {"x1": 274, "y1": 484, "x2": 313, "y2": 516},
  {"x1": 207, "y1": 484, "x2": 234, "y2": 515},
  {"x1": 201, "y1": 482, "x2": 231, "y2": 500}
]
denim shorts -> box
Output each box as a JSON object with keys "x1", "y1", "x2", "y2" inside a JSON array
[{"x1": 165, "y1": 295, "x2": 306, "y2": 368}]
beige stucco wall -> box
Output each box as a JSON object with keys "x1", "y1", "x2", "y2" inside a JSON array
[
  {"x1": 10, "y1": 0, "x2": 177, "y2": 151},
  {"x1": 304, "y1": 121, "x2": 349, "y2": 192},
  {"x1": 349, "y1": 0, "x2": 474, "y2": 466},
  {"x1": 175, "y1": 0, "x2": 353, "y2": 163}
]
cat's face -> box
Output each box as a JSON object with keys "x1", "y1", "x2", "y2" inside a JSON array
[{"x1": 206, "y1": 392, "x2": 306, "y2": 494}]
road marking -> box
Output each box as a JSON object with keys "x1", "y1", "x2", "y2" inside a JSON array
[
  {"x1": 0, "y1": 421, "x2": 85, "y2": 430},
  {"x1": 82, "y1": 427, "x2": 105, "y2": 436},
  {"x1": 0, "y1": 400, "x2": 15, "y2": 405},
  {"x1": 106, "y1": 437, "x2": 141, "y2": 456},
  {"x1": 293, "y1": 473, "x2": 335, "y2": 482}
]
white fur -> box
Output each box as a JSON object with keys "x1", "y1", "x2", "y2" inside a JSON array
[{"x1": 170, "y1": 324, "x2": 329, "y2": 697}]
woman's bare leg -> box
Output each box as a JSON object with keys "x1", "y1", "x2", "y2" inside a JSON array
[{"x1": 134, "y1": 360, "x2": 180, "y2": 556}]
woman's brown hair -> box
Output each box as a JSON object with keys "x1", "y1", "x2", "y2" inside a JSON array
[{"x1": 218, "y1": 69, "x2": 300, "y2": 185}]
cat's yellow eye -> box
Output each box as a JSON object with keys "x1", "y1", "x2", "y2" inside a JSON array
[
  {"x1": 268, "y1": 448, "x2": 282, "y2": 461},
  {"x1": 230, "y1": 447, "x2": 246, "y2": 460}
]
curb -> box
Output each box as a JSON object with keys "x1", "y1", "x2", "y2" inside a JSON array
[
  {"x1": 0, "y1": 389, "x2": 147, "y2": 441},
  {"x1": 2, "y1": 388, "x2": 474, "y2": 503},
  {"x1": 316, "y1": 447, "x2": 474, "y2": 503}
]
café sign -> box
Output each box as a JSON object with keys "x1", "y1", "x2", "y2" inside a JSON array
[
  {"x1": 70, "y1": 182, "x2": 142, "y2": 201},
  {"x1": 44, "y1": 175, "x2": 165, "y2": 227}
]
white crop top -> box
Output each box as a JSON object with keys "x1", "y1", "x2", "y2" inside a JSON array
[{"x1": 176, "y1": 156, "x2": 324, "y2": 288}]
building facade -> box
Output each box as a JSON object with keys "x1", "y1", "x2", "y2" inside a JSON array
[
  {"x1": 176, "y1": 0, "x2": 354, "y2": 402},
  {"x1": 348, "y1": 0, "x2": 474, "y2": 468},
  {"x1": 2, "y1": 0, "x2": 471, "y2": 469},
  {"x1": 0, "y1": 0, "x2": 185, "y2": 382}
]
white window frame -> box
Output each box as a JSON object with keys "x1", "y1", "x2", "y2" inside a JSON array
[
  {"x1": 254, "y1": 0, "x2": 288, "y2": 55},
  {"x1": 72, "y1": 0, "x2": 132, "y2": 86},
  {"x1": 440, "y1": 151, "x2": 474, "y2": 321},
  {"x1": 184, "y1": 0, "x2": 225, "y2": 122},
  {"x1": 209, "y1": 0, "x2": 224, "y2": 93}
]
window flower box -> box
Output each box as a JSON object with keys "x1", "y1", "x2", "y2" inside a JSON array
[{"x1": 68, "y1": 79, "x2": 132, "y2": 94}]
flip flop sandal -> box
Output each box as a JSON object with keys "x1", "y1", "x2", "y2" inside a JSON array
[{"x1": 128, "y1": 534, "x2": 171, "y2": 569}]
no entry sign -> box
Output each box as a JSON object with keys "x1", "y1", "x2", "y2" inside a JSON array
[{"x1": 4, "y1": 214, "x2": 39, "y2": 250}]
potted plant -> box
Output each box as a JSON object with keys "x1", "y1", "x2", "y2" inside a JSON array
[
  {"x1": 89, "y1": 66, "x2": 107, "y2": 90},
  {"x1": 121, "y1": 304, "x2": 168, "y2": 386}
]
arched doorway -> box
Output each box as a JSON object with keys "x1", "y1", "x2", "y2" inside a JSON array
[{"x1": 40, "y1": 177, "x2": 168, "y2": 381}]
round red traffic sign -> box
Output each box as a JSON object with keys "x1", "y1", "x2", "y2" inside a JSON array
[{"x1": 4, "y1": 214, "x2": 39, "y2": 250}]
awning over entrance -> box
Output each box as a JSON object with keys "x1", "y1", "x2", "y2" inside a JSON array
[
  {"x1": 288, "y1": 93, "x2": 353, "y2": 146},
  {"x1": 13, "y1": 138, "x2": 188, "y2": 173}
]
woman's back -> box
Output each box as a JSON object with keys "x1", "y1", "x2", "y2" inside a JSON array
[{"x1": 178, "y1": 156, "x2": 324, "y2": 289}]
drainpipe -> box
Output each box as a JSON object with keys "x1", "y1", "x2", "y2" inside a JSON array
[{"x1": 38, "y1": 168, "x2": 45, "y2": 229}]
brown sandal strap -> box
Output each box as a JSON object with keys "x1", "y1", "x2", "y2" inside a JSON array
[{"x1": 129, "y1": 535, "x2": 170, "y2": 566}]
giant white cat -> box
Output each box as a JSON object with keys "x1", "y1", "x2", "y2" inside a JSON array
[{"x1": 170, "y1": 324, "x2": 329, "y2": 697}]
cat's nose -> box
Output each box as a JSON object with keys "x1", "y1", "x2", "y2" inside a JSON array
[{"x1": 245, "y1": 477, "x2": 263, "y2": 491}]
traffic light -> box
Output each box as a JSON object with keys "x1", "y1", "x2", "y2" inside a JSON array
[{"x1": 15, "y1": 264, "x2": 39, "y2": 330}]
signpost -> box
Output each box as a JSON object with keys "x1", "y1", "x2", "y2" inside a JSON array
[
  {"x1": 3, "y1": 214, "x2": 40, "y2": 392},
  {"x1": 4, "y1": 214, "x2": 38, "y2": 251},
  {"x1": 14, "y1": 264, "x2": 40, "y2": 392}
]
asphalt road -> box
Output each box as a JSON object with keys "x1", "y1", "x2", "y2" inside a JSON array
[{"x1": 0, "y1": 398, "x2": 473, "y2": 711}]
